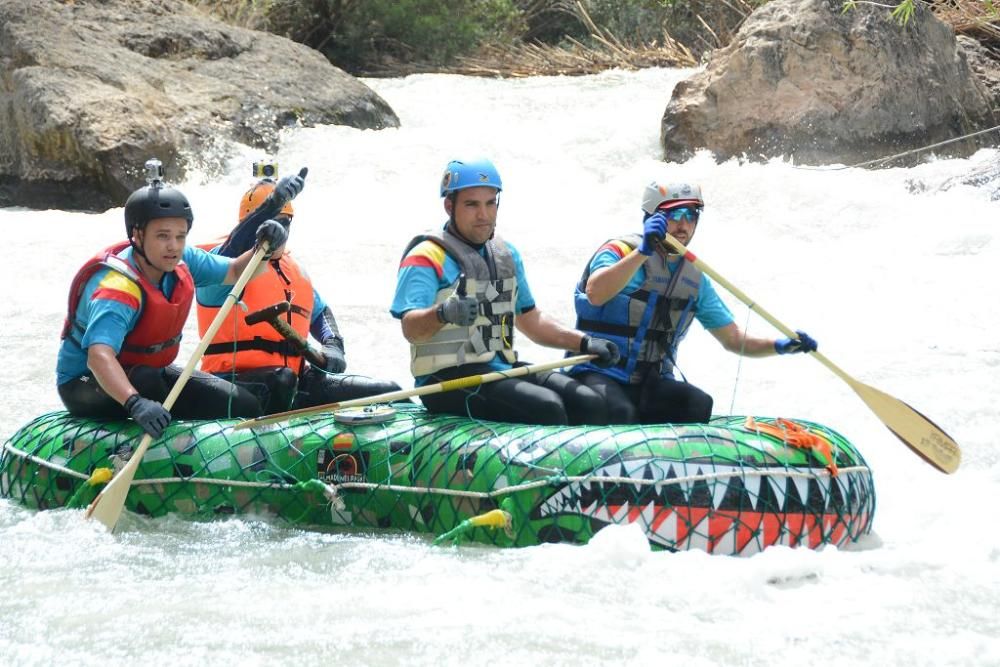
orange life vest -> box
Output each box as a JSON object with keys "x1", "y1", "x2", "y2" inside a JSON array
[
  {"x1": 63, "y1": 240, "x2": 194, "y2": 368},
  {"x1": 197, "y1": 246, "x2": 313, "y2": 375}
]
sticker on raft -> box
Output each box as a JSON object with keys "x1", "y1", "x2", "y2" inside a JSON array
[
  {"x1": 333, "y1": 405, "x2": 396, "y2": 425},
  {"x1": 317, "y1": 448, "x2": 369, "y2": 484}
]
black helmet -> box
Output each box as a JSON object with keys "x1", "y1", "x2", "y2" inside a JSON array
[{"x1": 124, "y1": 184, "x2": 194, "y2": 239}]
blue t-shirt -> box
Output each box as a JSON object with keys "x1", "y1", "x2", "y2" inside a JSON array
[
  {"x1": 56, "y1": 245, "x2": 231, "y2": 385},
  {"x1": 588, "y1": 244, "x2": 734, "y2": 330},
  {"x1": 391, "y1": 236, "x2": 535, "y2": 383}
]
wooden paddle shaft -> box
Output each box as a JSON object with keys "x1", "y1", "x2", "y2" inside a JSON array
[
  {"x1": 86, "y1": 244, "x2": 273, "y2": 529},
  {"x1": 660, "y1": 233, "x2": 961, "y2": 474},
  {"x1": 267, "y1": 317, "x2": 327, "y2": 368},
  {"x1": 233, "y1": 354, "x2": 596, "y2": 431}
]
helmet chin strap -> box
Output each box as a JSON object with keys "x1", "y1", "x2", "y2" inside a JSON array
[{"x1": 130, "y1": 233, "x2": 168, "y2": 276}]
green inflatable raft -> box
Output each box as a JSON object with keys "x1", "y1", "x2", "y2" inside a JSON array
[{"x1": 0, "y1": 405, "x2": 875, "y2": 555}]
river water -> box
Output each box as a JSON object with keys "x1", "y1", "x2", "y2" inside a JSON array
[{"x1": 1, "y1": 68, "x2": 998, "y2": 665}]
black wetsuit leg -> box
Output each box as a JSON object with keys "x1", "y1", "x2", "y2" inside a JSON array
[
  {"x1": 294, "y1": 367, "x2": 403, "y2": 408},
  {"x1": 419, "y1": 363, "x2": 569, "y2": 425},
  {"x1": 134, "y1": 365, "x2": 262, "y2": 418},
  {"x1": 58, "y1": 365, "x2": 262, "y2": 419},
  {"x1": 217, "y1": 367, "x2": 298, "y2": 414},
  {"x1": 574, "y1": 371, "x2": 640, "y2": 424},
  {"x1": 533, "y1": 370, "x2": 609, "y2": 425},
  {"x1": 637, "y1": 374, "x2": 713, "y2": 424},
  {"x1": 58, "y1": 375, "x2": 127, "y2": 418}
]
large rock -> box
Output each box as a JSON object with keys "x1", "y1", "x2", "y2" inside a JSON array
[
  {"x1": 661, "y1": 0, "x2": 999, "y2": 166},
  {"x1": 0, "y1": 0, "x2": 400, "y2": 210}
]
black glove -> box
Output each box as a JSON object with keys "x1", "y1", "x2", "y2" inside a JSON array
[
  {"x1": 774, "y1": 330, "x2": 818, "y2": 355},
  {"x1": 124, "y1": 394, "x2": 171, "y2": 438},
  {"x1": 436, "y1": 294, "x2": 479, "y2": 327},
  {"x1": 255, "y1": 219, "x2": 288, "y2": 257},
  {"x1": 321, "y1": 336, "x2": 347, "y2": 373},
  {"x1": 275, "y1": 172, "x2": 305, "y2": 203},
  {"x1": 580, "y1": 335, "x2": 620, "y2": 368}
]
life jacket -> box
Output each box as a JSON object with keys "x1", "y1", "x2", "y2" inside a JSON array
[
  {"x1": 573, "y1": 233, "x2": 701, "y2": 384},
  {"x1": 402, "y1": 228, "x2": 518, "y2": 377},
  {"x1": 197, "y1": 245, "x2": 313, "y2": 375},
  {"x1": 62, "y1": 240, "x2": 194, "y2": 368}
]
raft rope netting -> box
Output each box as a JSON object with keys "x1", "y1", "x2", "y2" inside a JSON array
[
  {"x1": 0, "y1": 405, "x2": 875, "y2": 552},
  {"x1": 0, "y1": 221, "x2": 882, "y2": 551}
]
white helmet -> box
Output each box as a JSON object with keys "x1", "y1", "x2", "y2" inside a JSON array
[{"x1": 641, "y1": 181, "x2": 704, "y2": 214}]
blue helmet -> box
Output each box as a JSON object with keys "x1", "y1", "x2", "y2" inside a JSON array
[{"x1": 439, "y1": 158, "x2": 503, "y2": 197}]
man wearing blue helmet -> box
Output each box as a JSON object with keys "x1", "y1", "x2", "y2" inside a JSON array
[
  {"x1": 390, "y1": 158, "x2": 619, "y2": 425},
  {"x1": 569, "y1": 180, "x2": 818, "y2": 424}
]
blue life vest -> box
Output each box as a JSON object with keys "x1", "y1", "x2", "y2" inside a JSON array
[{"x1": 573, "y1": 233, "x2": 701, "y2": 384}]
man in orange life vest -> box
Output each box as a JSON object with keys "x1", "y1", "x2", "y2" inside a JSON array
[
  {"x1": 195, "y1": 169, "x2": 401, "y2": 413},
  {"x1": 56, "y1": 161, "x2": 291, "y2": 438}
]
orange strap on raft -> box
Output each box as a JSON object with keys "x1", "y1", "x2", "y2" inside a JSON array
[{"x1": 744, "y1": 416, "x2": 839, "y2": 476}]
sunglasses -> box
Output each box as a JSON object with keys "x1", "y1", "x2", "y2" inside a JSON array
[{"x1": 660, "y1": 206, "x2": 701, "y2": 223}]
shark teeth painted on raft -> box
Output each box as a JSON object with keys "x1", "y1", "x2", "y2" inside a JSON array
[{"x1": 533, "y1": 457, "x2": 863, "y2": 554}]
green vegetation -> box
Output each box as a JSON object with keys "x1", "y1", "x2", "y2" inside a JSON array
[{"x1": 190, "y1": 0, "x2": 997, "y2": 76}]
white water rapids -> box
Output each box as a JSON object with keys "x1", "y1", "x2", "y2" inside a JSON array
[{"x1": 1, "y1": 68, "x2": 998, "y2": 665}]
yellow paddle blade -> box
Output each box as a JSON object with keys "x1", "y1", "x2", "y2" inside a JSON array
[{"x1": 847, "y1": 377, "x2": 960, "y2": 474}]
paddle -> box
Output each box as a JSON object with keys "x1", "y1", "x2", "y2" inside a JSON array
[
  {"x1": 85, "y1": 242, "x2": 273, "y2": 530},
  {"x1": 660, "y1": 233, "x2": 961, "y2": 474},
  {"x1": 245, "y1": 301, "x2": 327, "y2": 367},
  {"x1": 232, "y1": 354, "x2": 595, "y2": 431}
]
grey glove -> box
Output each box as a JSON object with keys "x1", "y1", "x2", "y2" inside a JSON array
[
  {"x1": 275, "y1": 172, "x2": 305, "y2": 203},
  {"x1": 580, "y1": 335, "x2": 620, "y2": 369},
  {"x1": 124, "y1": 394, "x2": 171, "y2": 439},
  {"x1": 436, "y1": 294, "x2": 479, "y2": 327},
  {"x1": 255, "y1": 219, "x2": 288, "y2": 257},
  {"x1": 321, "y1": 336, "x2": 347, "y2": 373}
]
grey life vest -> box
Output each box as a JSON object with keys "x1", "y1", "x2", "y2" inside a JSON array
[{"x1": 402, "y1": 227, "x2": 518, "y2": 376}]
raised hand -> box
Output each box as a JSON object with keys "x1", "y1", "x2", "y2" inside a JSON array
[
  {"x1": 640, "y1": 212, "x2": 667, "y2": 256},
  {"x1": 255, "y1": 219, "x2": 288, "y2": 257}
]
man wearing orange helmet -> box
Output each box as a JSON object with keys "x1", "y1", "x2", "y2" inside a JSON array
[
  {"x1": 570, "y1": 181, "x2": 818, "y2": 424},
  {"x1": 196, "y1": 166, "x2": 400, "y2": 413}
]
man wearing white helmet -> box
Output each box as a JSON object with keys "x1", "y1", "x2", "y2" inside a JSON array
[
  {"x1": 570, "y1": 181, "x2": 818, "y2": 424},
  {"x1": 390, "y1": 157, "x2": 620, "y2": 426}
]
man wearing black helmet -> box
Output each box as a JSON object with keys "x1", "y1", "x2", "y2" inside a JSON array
[
  {"x1": 390, "y1": 157, "x2": 619, "y2": 426},
  {"x1": 570, "y1": 180, "x2": 818, "y2": 424},
  {"x1": 56, "y1": 163, "x2": 293, "y2": 438}
]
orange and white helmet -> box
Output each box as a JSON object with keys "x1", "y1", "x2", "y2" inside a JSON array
[
  {"x1": 641, "y1": 181, "x2": 704, "y2": 215},
  {"x1": 238, "y1": 180, "x2": 294, "y2": 221}
]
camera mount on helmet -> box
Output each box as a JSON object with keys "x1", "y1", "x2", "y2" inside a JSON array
[
  {"x1": 145, "y1": 158, "x2": 164, "y2": 188},
  {"x1": 252, "y1": 160, "x2": 278, "y2": 181},
  {"x1": 124, "y1": 158, "x2": 194, "y2": 240}
]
